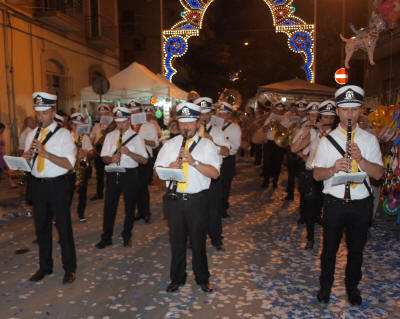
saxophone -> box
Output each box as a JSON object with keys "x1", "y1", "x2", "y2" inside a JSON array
[
  {"x1": 75, "y1": 134, "x2": 88, "y2": 189},
  {"x1": 344, "y1": 119, "x2": 352, "y2": 202}
]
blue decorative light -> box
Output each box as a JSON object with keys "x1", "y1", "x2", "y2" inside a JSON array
[
  {"x1": 183, "y1": 0, "x2": 202, "y2": 10},
  {"x1": 180, "y1": 24, "x2": 196, "y2": 30},
  {"x1": 290, "y1": 32, "x2": 312, "y2": 51},
  {"x1": 165, "y1": 37, "x2": 187, "y2": 56},
  {"x1": 273, "y1": 0, "x2": 287, "y2": 6}
]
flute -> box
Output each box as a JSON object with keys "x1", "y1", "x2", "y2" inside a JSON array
[
  {"x1": 344, "y1": 119, "x2": 352, "y2": 202},
  {"x1": 30, "y1": 122, "x2": 43, "y2": 168}
]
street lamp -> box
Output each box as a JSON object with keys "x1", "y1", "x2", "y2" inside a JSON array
[{"x1": 244, "y1": 42, "x2": 249, "y2": 46}]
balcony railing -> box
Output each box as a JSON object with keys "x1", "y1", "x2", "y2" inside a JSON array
[
  {"x1": 34, "y1": 0, "x2": 83, "y2": 32},
  {"x1": 86, "y1": 14, "x2": 116, "y2": 50}
]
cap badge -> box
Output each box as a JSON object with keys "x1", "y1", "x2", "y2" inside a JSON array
[
  {"x1": 116, "y1": 110, "x2": 122, "y2": 117},
  {"x1": 34, "y1": 96, "x2": 43, "y2": 104},
  {"x1": 345, "y1": 90, "x2": 355, "y2": 100},
  {"x1": 182, "y1": 107, "x2": 190, "y2": 116},
  {"x1": 200, "y1": 101, "x2": 207, "y2": 107}
]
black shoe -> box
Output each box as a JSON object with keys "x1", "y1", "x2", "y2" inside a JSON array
[
  {"x1": 62, "y1": 271, "x2": 76, "y2": 284},
  {"x1": 317, "y1": 288, "x2": 330, "y2": 304},
  {"x1": 144, "y1": 216, "x2": 151, "y2": 224},
  {"x1": 216, "y1": 245, "x2": 226, "y2": 251},
  {"x1": 90, "y1": 195, "x2": 103, "y2": 201},
  {"x1": 134, "y1": 215, "x2": 143, "y2": 221},
  {"x1": 29, "y1": 269, "x2": 53, "y2": 282},
  {"x1": 261, "y1": 180, "x2": 269, "y2": 188},
  {"x1": 347, "y1": 289, "x2": 362, "y2": 305},
  {"x1": 199, "y1": 282, "x2": 213, "y2": 293},
  {"x1": 284, "y1": 194, "x2": 294, "y2": 201},
  {"x1": 123, "y1": 239, "x2": 132, "y2": 247},
  {"x1": 95, "y1": 240, "x2": 112, "y2": 249},
  {"x1": 166, "y1": 282, "x2": 183, "y2": 292},
  {"x1": 304, "y1": 241, "x2": 313, "y2": 250}
]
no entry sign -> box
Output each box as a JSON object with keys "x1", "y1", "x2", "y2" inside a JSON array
[{"x1": 335, "y1": 68, "x2": 348, "y2": 85}]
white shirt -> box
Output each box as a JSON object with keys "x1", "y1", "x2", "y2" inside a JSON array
[
  {"x1": 24, "y1": 122, "x2": 76, "y2": 178},
  {"x1": 70, "y1": 132, "x2": 93, "y2": 151},
  {"x1": 222, "y1": 121, "x2": 242, "y2": 155},
  {"x1": 292, "y1": 127, "x2": 318, "y2": 157},
  {"x1": 101, "y1": 128, "x2": 148, "y2": 169},
  {"x1": 198, "y1": 123, "x2": 230, "y2": 158},
  {"x1": 312, "y1": 124, "x2": 383, "y2": 200},
  {"x1": 154, "y1": 134, "x2": 221, "y2": 194},
  {"x1": 19, "y1": 127, "x2": 33, "y2": 151},
  {"x1": 138, "y1": 122, "x2": 159, "y2": 157}
]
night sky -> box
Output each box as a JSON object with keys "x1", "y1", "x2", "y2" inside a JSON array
[{"x1": 167, "y1": 0, "x2": 369, "y2": 102}]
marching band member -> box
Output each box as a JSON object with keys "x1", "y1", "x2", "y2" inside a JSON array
[
  {"x1": 195, "y1": 97, "x2": 228, "y2": 251},
  {"x1": 217, "y1": 102, "x2": 241, "y2": 218},
  {"x1": 261, "y1": 102, "x2": 286, "y2": 189},
  {"x1": 133, "y1": 104, "x2": 159, "y2": 223},
  {"x1": 22, "y1": 92, "x2": 77, "y2": 284},
  {"x1": 90, "y1": 104, "x2": 114, "y2": 200},
  {"x1": 154, "y1": 102, "x2": 220, "y2": 293},
  {"x1": 68, "y1": 113, "x2": 94, "y2": 222},
  {"x1": 95, "y1": 106, "x2": 148, "y2": 249},
  {"x1": 313, "y1": 85, "x2": 383, "y2": 305},
  {"x1": 285, "y1": 100, "x2": 307, "y2": 201}
]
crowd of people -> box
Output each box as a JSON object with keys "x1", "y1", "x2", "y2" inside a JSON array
[{"x1": 2, "y1": 84, "x2": 383, "y2": 306}]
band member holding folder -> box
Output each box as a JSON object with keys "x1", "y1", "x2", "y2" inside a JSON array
[
  {"x1": 312, "y1": 85, "x2": 383, "y2": 305},
  {"x1": 154, "y1": 102, "x2": 220, "y2": 293},
  {"x1": 22, "y1": 92, "x2": 77, "y2": 284},
  {"x1": 95, "y1": 106, "x2": 148, "y2": 249}
]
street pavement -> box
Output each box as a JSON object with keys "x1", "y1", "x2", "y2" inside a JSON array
[{"x1": 0, "y1": 160, "x2": 399, "y2": 319}]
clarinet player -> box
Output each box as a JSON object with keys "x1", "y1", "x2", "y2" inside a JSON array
[
  {"x1": 312, "y1": 85, "x2": 383, "y2": 305},
  {"x1": 154, "y1": 102, "x2": 221, "y2": 293},
  {"x1": 22, "y1": 92, "x2": 77, "y2": 284}
]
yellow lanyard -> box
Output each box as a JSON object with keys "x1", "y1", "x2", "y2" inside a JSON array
[{"x1": 36, "y1": 129, "x2": 49, "y2": 173}]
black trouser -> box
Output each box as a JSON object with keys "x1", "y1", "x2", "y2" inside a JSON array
[
  {"x1": 251, "y1": 142, "x2": 262, "y2": 165},
  {"x1": 67, "y1": 167, "x2": 91, "y2": 219},
  {"x1": 136, "y1": 158, "x2": 153, "y2": 218},
  {"x1": 286, "y1": 152, "x2": 303, "y2": 195},
  {"x1": 221, "y1": 155, "x2": 235, "y2": 214},
  {"x1": 320, "y1": 195, "x2": 373, "y2": 292},
  {"x1": 207, "y1": 178, "x2": 223, "y2": 247},
  {"x1": 299, "y1": 169, "x2": 323, "y2": 242},
  {"x1": 101, "y1": 169, "x2": 139, "y2": 242},
  {"x1": 262, "y1": 140, "x2": 285, "y2": 185},
  {"x1": 94, "y1": 153, "x2": 105, "y2": 197},
  {"x1": 30, "y1": 175, "x2": 76, "y2": 273},
  {"x1": 164, "y1": 191, "x2": 210, "y2": 284}
]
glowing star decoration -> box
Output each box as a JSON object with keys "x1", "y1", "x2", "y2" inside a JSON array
[{"x1": 162, "y1": 0, "x2": 315, "y2": 83}]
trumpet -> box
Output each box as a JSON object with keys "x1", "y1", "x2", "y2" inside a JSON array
[
  {"x1": 344, "y1": 119, "x2": 352, "y2": 202},
  {"x1": 29, "y1": 122, "x2": 43, "y2": 168}
]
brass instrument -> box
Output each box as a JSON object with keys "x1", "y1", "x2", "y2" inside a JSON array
[
  {"x1": 75, "y1": 134, "x2": 89, "y2": 189},
  {"x1": 168, "y1": 132, "x2": 188, "y2": 199},
  {"x1": 29, "y1": 122, "x2": 43, "y2": 168},
  {"x1": 344, "y1": 119, "x2": 352, "y2": 202}
]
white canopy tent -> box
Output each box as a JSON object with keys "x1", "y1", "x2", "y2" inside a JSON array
[{"x1": 80, "y1": 62, "x2": 188, "y2": 101}]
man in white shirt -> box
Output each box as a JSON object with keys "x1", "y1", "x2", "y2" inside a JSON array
[
  {"x1": 95, "y1": 107, "x2": 148, "y2": 249},
  {"x1": 195, "y1": 97, "x2": 228, "y2": 251},
  {"x1": 155, "y1": 102, "x2": 221, "y2": 293},
  {"x1": 313, "y1": 85, "x2": 383, "y2": 305},
  {"x1": 67, "y1": 113, "x2": 94, "y2": 222},
  {"x1": 22, "y1": 92, "x2": 77, "y2": 284},
  {"x1": 217, "y1": 102, "x2": 241, "y2": 218}
]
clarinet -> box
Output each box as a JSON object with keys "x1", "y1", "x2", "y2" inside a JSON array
[
  {"x1": 344, "y1": 119, "x2": 352, "y2": 202},
  {"x1": 169, "y1": 133, "x2": 187, "y2": 199},
  {"x1": 116, "y1": 130, "x2": 123, "y2": 184},
  {"x1": 30, "y1": 122, "x2": 43, "y2": 168}
]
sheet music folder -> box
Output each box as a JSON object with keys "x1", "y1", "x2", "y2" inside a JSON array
[
  {"x1": 330, "y1": 172, "x2": 367, "y2": 186},
  {"x1": 3, "y1": 156, "x2": 31, "y2": 172},
  {"x1": 156, "y1": 167, "x2": 186, "y2": 183}
]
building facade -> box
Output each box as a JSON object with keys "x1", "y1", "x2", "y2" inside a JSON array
[{"x1": 0, "y1": 0, "x2": 119, "y2": 153}]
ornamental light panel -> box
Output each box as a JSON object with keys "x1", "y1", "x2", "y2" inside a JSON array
[{"x1": 163, "y1": 0, "x2": 315, "y2": 83}]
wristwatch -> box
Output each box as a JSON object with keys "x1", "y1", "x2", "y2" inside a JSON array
[{"x1": 193, "y1": 160, "x2": 199, "y2": 167}]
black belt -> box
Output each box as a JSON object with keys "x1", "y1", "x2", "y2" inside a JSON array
[
  {"x1": 326, "y1": 194, "x2": 371, "y2": 204},
  {"x1": 170, "y1": 190, "x2": 209, "y2": 201},
  {"x1": 31, "y1": 174, "x2": 67, "y2": 183}
]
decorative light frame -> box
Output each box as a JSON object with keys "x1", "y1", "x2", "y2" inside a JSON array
[{"x1": 162, "y1": 0, "x2": 315, "y2": 83}]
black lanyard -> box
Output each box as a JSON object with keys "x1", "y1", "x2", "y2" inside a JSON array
[
  {"x1": 32, "y1": 126, "x2": 61, "y2": 167},
  {"x1": 113, "y1": 133, "x2": 137, "y2": 155},
  {"x1": 222, "y1": 122, "x2": 232, "y2": 131}
]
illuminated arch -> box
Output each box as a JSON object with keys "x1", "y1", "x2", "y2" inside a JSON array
[{"x1": 163, "y1": 0, "x2": 315, "y2": 83}]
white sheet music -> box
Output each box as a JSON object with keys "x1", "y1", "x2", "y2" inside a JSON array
[
  {"x1": 330, "y1": 172, "x2": 367, "y2": 186},
  {"x1": 76, "y1": 124, "x2": 92, "y2": 135},
  {"x1": 131, "y1": 112, "x2": 146, "y2": 125},
  {"x1": 210, "y1": 115, "x2": 224, "y2": 128},
  {"x1": 104, "y1": 164, "x2": 126, "y2": 173},
  {"x1": 156, "y1": 167, "x2": 186, "y2": 182},
  {"x1": 3, "y1": 156, "x2": 31, "y2": 172},
  {"x1": 100, "y1": 115, "x2": 113, "y2": 125}
]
